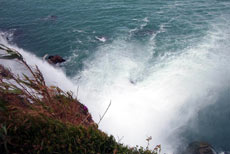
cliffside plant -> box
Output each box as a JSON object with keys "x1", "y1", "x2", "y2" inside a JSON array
[{"x1": 0, "y1": 44, "x2": 94, "y2": 126}]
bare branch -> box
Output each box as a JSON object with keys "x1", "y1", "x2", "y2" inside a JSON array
[{"x1": 97, "y1": 100, "x2": 111, "y2": 125}]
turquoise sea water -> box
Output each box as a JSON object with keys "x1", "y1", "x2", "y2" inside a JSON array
[{"x1": 1, "y1": 0, "x2": 230, "y2": 152}]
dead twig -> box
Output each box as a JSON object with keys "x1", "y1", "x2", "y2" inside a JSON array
[
  {"x1": 116, "y1": 135, "x2": 124, "y2": 143},
  {"x1": 98, "y1": 100, "x2": 111, "y2": 125}
]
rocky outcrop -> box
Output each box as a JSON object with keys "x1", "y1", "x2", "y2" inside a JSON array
[
  {"x1": 47, "y1": 55, "x2": 66, "y2": 65},
  {"x1": 184, "y1": 141, "x2": 217, "y2": 154}
]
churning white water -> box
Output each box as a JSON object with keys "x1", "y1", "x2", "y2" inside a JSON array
[
  {"x1": 74, "y1": 18, "x2": 230, "y2": 152},
  {"x1": 0, "y1": 17, "x2": 230, "y2": 153}
]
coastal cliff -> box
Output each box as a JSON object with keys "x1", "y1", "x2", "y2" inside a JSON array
[{"x1": 0, "y1": 44, "x2": 160, "y2": 154}]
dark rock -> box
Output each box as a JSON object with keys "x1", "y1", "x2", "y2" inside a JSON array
[
  {"x1": 42, "y1": 15, "x2": 58, "y2": 21},
  {"x1": 49, "y1": 15, "x2": 57, "y2": 20},
  {"x1": 0, "y1": 64, "x2": 13, "y2": 81},
  {"x1": 0, "y1": 64, "x2": 13, "y2": 79},
  {"x1": 184, "y1": 141, "x2": 217, "y2": 154},
  {"x1": 47, "y1": 55, "x2": 65, "y2": 65}
]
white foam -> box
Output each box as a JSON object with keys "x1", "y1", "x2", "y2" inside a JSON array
[
  {"x1": 143, "y1": 17, "x2": 149, "y2": 23},
  {"x1": 95, "y1": 36, "x2": 106, "y2": 42},
  {"x1": 0, "y1": 17, "x2": 230, "y2": 153},
  {"x1": 72, "y1": 29, "x2": 85, "y2": 33},
  {"x1": 73, "y1": 19, "x2": 230, "y2": 153}
]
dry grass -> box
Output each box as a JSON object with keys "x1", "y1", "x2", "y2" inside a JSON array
[{"x1": 0, "y1": 44, "x2": 94, "y2": 127}]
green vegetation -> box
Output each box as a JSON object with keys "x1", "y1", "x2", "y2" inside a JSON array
[{"x1": 0, "y1": 44, "x2": 161, "y2": 154}]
